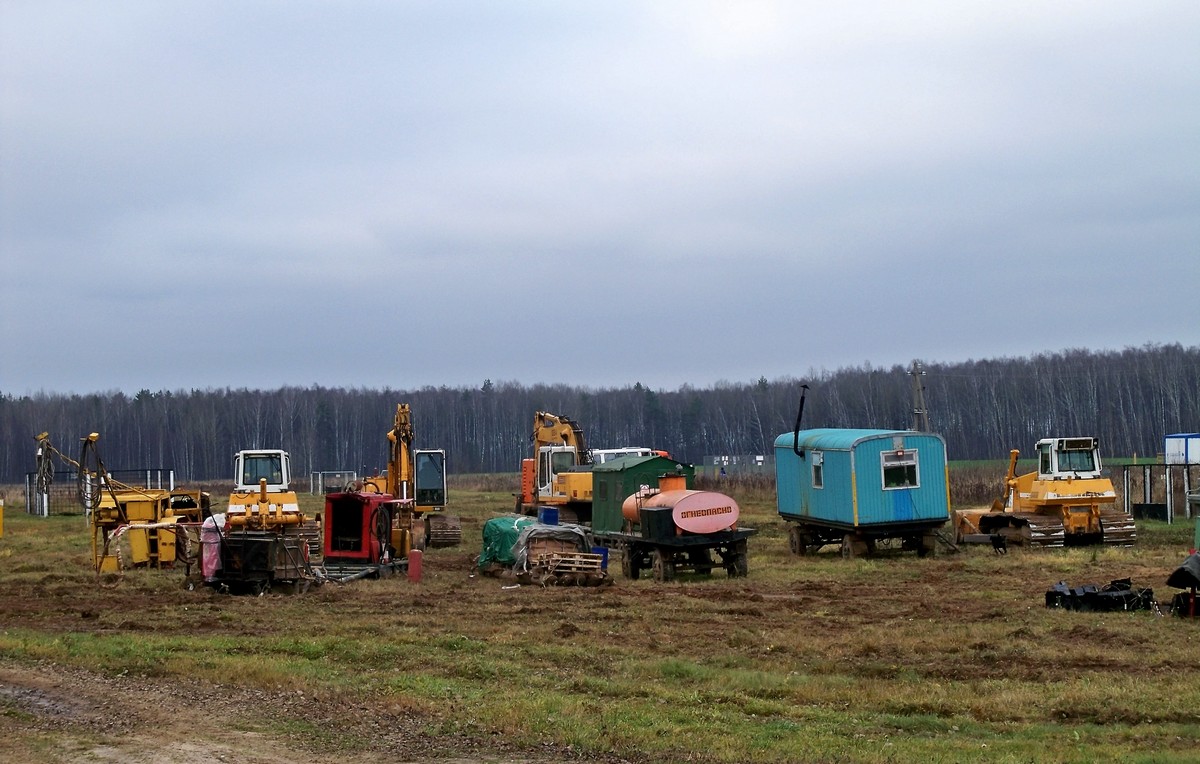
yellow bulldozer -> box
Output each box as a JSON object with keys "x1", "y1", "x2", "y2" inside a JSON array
[{"x1": 954, "y1": 436, "x2": 1136, "y2": 548}]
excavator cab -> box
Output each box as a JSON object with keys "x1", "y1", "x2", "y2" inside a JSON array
[
  {"x1": 537, "y1": 445, "x2": 579, "y2": 498},
  {"x1": 414, "y1": 450, "x2": 447, "y2": 510}
]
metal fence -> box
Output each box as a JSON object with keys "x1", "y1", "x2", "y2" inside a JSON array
[
  {"x1": 695, "y1": 454, "x2": 773, "y2": 479},
  {"x1": 310, "y1": 470, "x2": 357, "y2": 495},
  {"x1": 24, "y1": 468, "x2": 176, "y2": 517}
]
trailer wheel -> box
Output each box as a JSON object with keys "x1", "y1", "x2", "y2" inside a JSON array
[
  {"x1": 789, "y1": 525, "x2": 819, "y2": 556},
  {"x1": 726, "y1": 552, "x2": 748, "y2": 578},
  {"x1": 840, "y1": 534, "x2": 869, "y2": 559},
  {"x1": 652, "y1": 549, "x2": 675, "y2": 582},
  {"x1": 621, "y1": 548, "x2": 641, "y2": 580},
  {"x1": 788, "y1": 525, "x2": 802, "y2": 555}
]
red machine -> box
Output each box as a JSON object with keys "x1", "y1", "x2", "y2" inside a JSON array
[{"x1": 322, "y1": 492, "x2": 405, "y2": 579}]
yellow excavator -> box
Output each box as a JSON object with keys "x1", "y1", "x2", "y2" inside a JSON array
[
  {"x1": 954, "y1": 437, "x2": 1136, "y2": 548},
  {"x1": 360, "y1": 404, "x2": 460, "y2": 550},
  {"x1": 516, "y1": 411, "x2": 595, "y2": 523}
]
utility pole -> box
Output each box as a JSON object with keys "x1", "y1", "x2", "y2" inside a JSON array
[{"x1": 910, "y1": 361, "x2": 929, "y2": 432}]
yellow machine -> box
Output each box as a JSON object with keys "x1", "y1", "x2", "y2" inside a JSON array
[
  {"x1": 91, "y1": 486, "x2": 208, "y2": 572},
  {"x1": 227, "y1": 449, "x2": 305, "y2": 530},
  {"x1": 954, "y1": 437, "x2": 1136, "y2": 548},
  {"x1": 516, "y1": 411, "x2": 595, "y2": 522},
  {"x1": 35, "y1": 432, "x2": 209, "y2": 574},
  {"x1": 360, "y1": 404, "x2": 459, "y2": 550},
  {"x1": 217, "y1": 448, "x2": 322, "y2": 592}
]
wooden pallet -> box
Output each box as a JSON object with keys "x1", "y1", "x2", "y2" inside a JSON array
[
  {"x1": 533, "y1": 552, "x2": 604, "y2": 573},
  {"x1": 527, "y1": 538, "x2": 579, "y2": 557}
]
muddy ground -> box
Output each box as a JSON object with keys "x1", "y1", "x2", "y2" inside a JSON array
[{"x1": 2, "y1": 514, "x2": 1199, "y2": 763}]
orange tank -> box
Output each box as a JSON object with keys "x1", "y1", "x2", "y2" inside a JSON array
[{"x1": 622, "y1": 488, "x2": 740, "y2": 534}]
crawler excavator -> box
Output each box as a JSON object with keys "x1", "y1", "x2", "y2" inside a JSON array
[
  {"x1": 360, "y1": 404, "x2": 460, "y2": 550},
  {"x1": 516, "y1": 411, "x2": 595, "y2": 523},
  {"x1": 514, "y1": 411, "x2": 669, "y2": 524},
  {"x1": 954, "y1": 437, "x2": 1136, "y2": 548}
]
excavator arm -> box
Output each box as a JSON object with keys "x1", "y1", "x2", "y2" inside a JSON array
[
  {"x1": 531, "y1": 411, "x2": 591, "y2": 465},
  {"x1": 385, "y1": 404, "x2": 415, "y2": 502}
]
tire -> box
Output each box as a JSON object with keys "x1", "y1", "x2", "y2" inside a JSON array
[
  {"x1": 788, "y1": 525, "x2": 802, "y2": 556},
  {"x1": 621, "y1": 547, "x2": 641, "y2": 580},
  {"x1": 652, "y1": 549, "x2": 675, "y2": 583},
  {"x1": 726, "y1": 552, "x2": 748, "y2": 578}
]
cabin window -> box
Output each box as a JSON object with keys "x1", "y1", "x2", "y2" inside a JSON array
[
  {"x1": 1057, "y1": 444, "x2": 1097, "y2": 473},
  {"x1": 881, "y1": 449, "x2": 919, "y2": 489},
  {"x1": 414, "y1": 451, "x2": 446, "y2": 506},
  {"x1": 242, "y1": 454, "x2": 283, "y2": 485},
  {"x1": 811, "y1": 451, "x2": 824, "y2": 489},
  {"x1": 597, "y1": 482, "x2": 608, "y2": 501},
  {"x1": 551, "y1": 450, "x2": 576, "y2": 473},
  {"x1": 1039, "y1": 443, "x2": 1052, "y2": 475}
]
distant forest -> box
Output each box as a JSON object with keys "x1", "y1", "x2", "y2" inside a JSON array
[{"x1": 2, "y1": 344, "x2": 1197, "y2": 484}]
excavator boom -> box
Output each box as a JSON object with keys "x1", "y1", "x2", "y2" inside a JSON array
[{"x1": 532, "y1": 411, "x2": 591, "y2": 464}]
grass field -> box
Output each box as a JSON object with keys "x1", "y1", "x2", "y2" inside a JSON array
[{"x1": 1, "y1": 479, "x2": 1199, "y2": 763}]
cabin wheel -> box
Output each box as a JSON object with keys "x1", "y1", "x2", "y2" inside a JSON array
[{"x1": 840, "y1": 534, "x2": 869, "y2": 559}]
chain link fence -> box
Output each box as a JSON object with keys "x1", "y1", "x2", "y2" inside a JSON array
[{"x1": 24, "y1": 468, "x2": 176, "y2": 517}]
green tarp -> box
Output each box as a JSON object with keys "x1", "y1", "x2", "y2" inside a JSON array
[{"x1": 478, "y1": 515, "x2": 537, "y2": 568}]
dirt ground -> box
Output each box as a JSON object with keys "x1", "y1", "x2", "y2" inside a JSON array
[
  {"x1": 0, "y1": 538, "x2": 639, "y2": 764},
  {"x1": 0, "y1": 657, "x2": 614, "y2": 764},
  {"x1": 2, "y1": 514, "x2": 1198, "y2": 763}
]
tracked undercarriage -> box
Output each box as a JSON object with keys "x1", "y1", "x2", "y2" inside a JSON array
[
  {"x1": 976, "y1": 509, "x2": 1137, "y2": 549},
  {"x1": 424, "y1": 513, "x2": 462, "y2": 548}
]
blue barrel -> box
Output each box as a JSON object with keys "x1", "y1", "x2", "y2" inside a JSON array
[
  {"x1": 538, "y1": 507, "x2": 559, "y2": 525},
  {"x1": 591, "y1": 546, "x2": 609, "y2": 570}
]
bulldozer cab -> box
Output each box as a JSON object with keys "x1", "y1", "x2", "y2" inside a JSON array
[
  {"x1": 1037, "y1": 438, "x2": 1101, "y2": 479},
  {"x1": 234, "y1": 450, "x2": 291, "y2": 491}
]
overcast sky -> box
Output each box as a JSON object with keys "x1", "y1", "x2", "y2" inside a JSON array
[{"x1": 2, "y1": 2, "x2": 1198, "y2": 397}]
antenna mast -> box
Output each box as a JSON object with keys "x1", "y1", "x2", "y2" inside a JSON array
[{"x1": 910, "y1": 361, "x2": 929, "y2": 432}]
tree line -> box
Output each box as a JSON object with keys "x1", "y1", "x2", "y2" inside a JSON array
[{"x1": 2, "y1": 343, "x2": 1196, "y2": 484}]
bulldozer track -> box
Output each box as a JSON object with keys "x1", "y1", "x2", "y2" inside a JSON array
[
  {"x1": 1020, "y1": 515, "x2": 1066, "y2": 548},
  {"x1": 1099, "y1": 509, "x2": 1137, "y2": 547},
  {"x1": 981, "y1": 513, "x2": 1066, "y2": 548}
]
